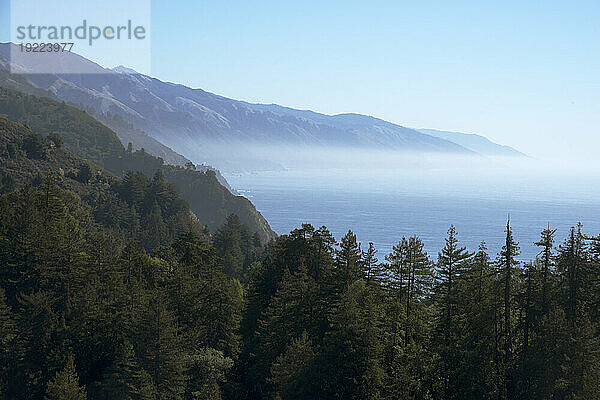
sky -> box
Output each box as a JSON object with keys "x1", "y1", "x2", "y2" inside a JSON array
[{"x1": 1, "y1": 0, "x2": 599, "y2": 160}]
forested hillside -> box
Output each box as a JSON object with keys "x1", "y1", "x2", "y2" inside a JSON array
[
  {"x1": 0, "y1": 116, "x2": 263, "y2": 399},
  {"x1": 0, "y1": 116, "x2": 208, "y2": 249},
  {"x1": 1, "y1": 138, "x2": 599, "y2": 399},
  {"x1": 0, "y1": 73, "x2": 598, "y2": 400},
  {"x1": 0, "y1": 68, "x2": 192, "y2": 166},
  {"x1": 0, "y1": 87, "x2": 276, "y2": 242}
]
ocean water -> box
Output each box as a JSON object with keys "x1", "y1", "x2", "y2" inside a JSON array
[{"x1": 225, "y1": 168, "x2": 600, "y2": 261}]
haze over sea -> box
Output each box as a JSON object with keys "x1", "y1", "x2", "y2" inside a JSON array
[{"x1": 226, "y1": 165, "x2": 600, "y2": 261}]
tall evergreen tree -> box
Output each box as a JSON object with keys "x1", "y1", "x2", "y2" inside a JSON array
[
  {"x1": 320, "y1": 280, "x2": 384, "y2": 400},
  {"x1": 362, "y1": 242, "x2": 387, "y2": 286},
  {"x1": 97, "y1": 340, "x2": 156, "y2": 400},
  {"x1": 44, "y1": 355, "x2": 87, "y2": 400},
  {"x1": 335, "y1": 230, "x2": 363, "y2": 290},
  {"x1": 497, "y1": 218, "x2": 520, "y2": 400},
  {"x1": 535, "y1": 225, "x2": 556, "y2": 315},
  {"x1": 136, "y1": 290, "x2": 185, "y2": 400},
  {"x1": 268, "y1": 331, "x2": 316, "y2": 400},
  {"x1": 434, "y1": 225, "x2": 472, "y2": 399},
  {"x1": 0, "y1": 288, "x2": 17, "y2": 397},
  {"x1": 455, "y1": 242, "x2": 498, "y2": 399},
  {"x1": 252, "y1": 266, "x2": 319, "y2": 397}
]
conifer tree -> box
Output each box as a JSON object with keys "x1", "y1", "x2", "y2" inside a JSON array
[
  {"x1": 535, "y1": 225, "x2": 556, "y2": 314},
  {"x1": 321, "y1": 280, "x2": 384, "y2": 400},
  {"x1": 44, "y1": 355, "x2": 87, "y2": 400},
  {"x1": 557, "y1": 224, "x2": 587, "y2": 328},
  {"x1": 269, "y1": 331, "x2": 316, "y2": 400},
  {"x1": 311, "y1": 225, "x2": 336, "y2": 283},
  {"x1": 98, "y1": 340, "x2": 156, "y2": 400},
  {"x1": 0, "y1": 288, "x2": 17, "y2": 397},
  {"x1": 252, "y1": 266, "x2": 319, "y2": 396},
  {"x1": 436, "y1": 226, "x2": 472, "y2": 339},
  {"x1": 362, "y1": 242, "x2": 387, "y2": 286},
  {"x1": 136, "y1": 290, "x2": 185, "y2": 400},
  {"x1": 455, "y1": 242, "x2": 498, "y2": 399},
  {"x1": 497, "y1": 218, "x2": 520, "y2": 399},
  {"x1": 385, "y1": 237, "x2": 410, "y2": 295},
  {"x1": 404, "y1": 236, "x2": 432, "y2": 346},
  {"x1": 335, "y1": 230, "x2": 362, "y2": 289},
  {"x1": 186, "y1": 348, "x2": 233, "y2": 400},
  {"x1": 434, "y1": 225, "x2": 472, "y2": 399}
]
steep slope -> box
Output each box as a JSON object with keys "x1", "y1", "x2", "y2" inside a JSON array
[
  {"x1": 0, "y1": 68, "x2": 191, "y2": 166},
  {"x1": 0, "y1": 117, "x2": 208, "y2": 247},
  {"x1": 0, "y1": 87, "x2": 276, "y2": 241},
  {"x1": 248, "y1": 104, "x2": 477, "y2": 153},
  {"x1": 0, "y1": 115, "x2": 116, "y2": 195},
  {"x1": 417, "y1": 129, "x2": 526, "y2": 157},
  {"x1": 0, "y1": 43, "x2": 480, "y2": 171}
]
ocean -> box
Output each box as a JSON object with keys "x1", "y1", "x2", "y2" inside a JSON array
[{"x1": 225, "y1": 167, "x2": 600, "y2": 261}]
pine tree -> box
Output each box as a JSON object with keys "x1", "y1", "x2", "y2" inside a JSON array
[
  {"x1": 436, "y1": 226, "x2": 472, "y2": 341},
  {"x1": 552, "y1": 224, "x2": 597, "y2": 400},
  {"x1": 187, "y1": 347, "x2": 233, "y2": 400},
  {"x1": 362, "y1": 242, "x2": 387, "y2": 286},
  {"x1": 384, "y1": 236, "x2": 432, "y2": 347},
  {"x1": 556, "y1": 225, "x2": 587, "y2": 329},
  {"x1": 321, "y1": 280, "x2": 384, "y2": 400},
  {"x1": 252, "y1": 266, "x2": 319, "y2": 396},
  {"x1": 18, "y1": 290, "x2": 61, "y2": 398},
  {"x1": 455, "y1": 242, "x2": 498, "y2": 399},
  {"x1": 534, "y1": 225, "x2": 556, "y2": 314},
  {"x1": 335, "y1": 230, "x2": 362, "y2": 289},
  {"x1": 269, "y1": 331, "x2": 316, "y2": 400},
  {"x1": 497, "y1": 218, "x2": 520, "y2": 399},
  {"x1": 434, "y1": 225, "x2": 472, "y2": 399},
  {"x1": 405, "y1": 236, "x2": 432, "y2": 346},
  {"x1": 136, "y1": 290, "x2": 185, "y2": 400},
  {"x1": 0, "y1": 288, "x2": 17, "y2": 397},
  {"x1": 98, "y1": 340, "x2": 156, "y2": 400},
  {"x1": 310, "y1": 225, "x2": 336, "y2": 283},
  {"x1": 44, "y1": 355, "x2": 87, "y2": 400},
  {"x1": 385, "y1": 237, "x2": 410, "y2": 295}
]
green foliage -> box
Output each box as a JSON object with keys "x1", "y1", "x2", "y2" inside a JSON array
[
  {"x1": 213, "y1": 214, "x2": 263, "y2": 281},
  {"x1": 0, "y1": 288, "x2": 17, "y2": 397},
  {"x1": 1, "y1": 179, "x2": 600, "y2": 400},
  {"x1": 44, "y1": 356, "x2": 87, "y2": 400},
  {"x1": 76, "y1": 162, "x2": 93, "y2": 184},
  {"x1": 23, "y1": 133, "x2": 48, "y2": 159},
  {"x1": 0, "y1": 98, "x2": 599, "y2": 399},
  {"x1": 48, "y1": 132, "x2": 64, "y2": 148},
  {"x1": 0, "y1": 87, "x2": 275, "y2": 242},
  {"x1": 187, "y1": 348, "x2": 234, "y2": 400},
  {"x1": 432, "y1": 225, "x2": 473, "y2": 399},
  {"x1": 269, "y1": 331, "x2": 316, "y2": 400},
  {"x1": 0, "y1": 87, "x2": 123, "y2": 164},
  {"x1": 6, "y1": 141, "x2": 18, "y2": 158},
  {"x1": 320, "y1": 280, "x2": 385, "y2": 400}
]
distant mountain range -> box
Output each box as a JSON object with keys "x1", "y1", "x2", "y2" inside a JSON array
[
  {"x1": 0, "y1": 42, "x2": 525, "y2": 171},
  {"x1": 417, "y1": 129, "x2": 525, "y2": 157}
]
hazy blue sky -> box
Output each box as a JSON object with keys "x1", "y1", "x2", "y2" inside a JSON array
[{"x1": 2, "y1": 0, "x2": 599, "y2": 159}]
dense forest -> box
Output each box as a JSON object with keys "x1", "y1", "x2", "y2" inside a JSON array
[
  {"x1": 0, "y1": 87, "x2": 275, "y2": 242},
  {"x1": 1, "y1": 172, "x2": 599, "y2": 399},
  {"x1": 1, "y1": 87, "x2": 600, "y2": 399}
]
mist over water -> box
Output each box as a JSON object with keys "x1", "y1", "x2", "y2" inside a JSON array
[{"x1": 225, "y1": 154, "x2": 600, "y2": 261}]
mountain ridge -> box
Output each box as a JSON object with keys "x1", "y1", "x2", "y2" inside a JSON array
[
  {"x1": 417, "y1": 128, "x2": 526, "y2": 157},
  {"x1": 0, "y1": 86, "x2": 276, "y2": 241},
  {"x1": 0, "y1": 42, "x2": 524, "y2": 172}
]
